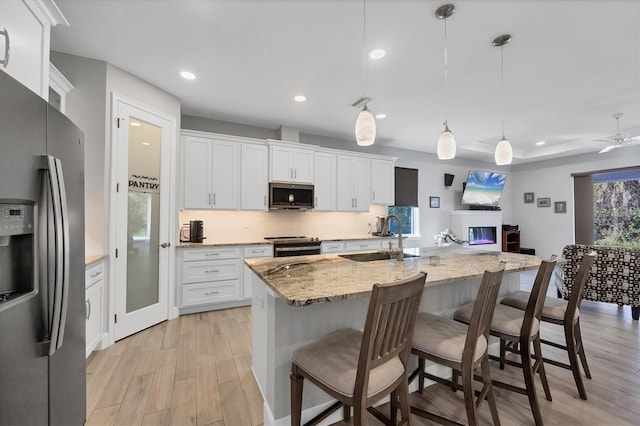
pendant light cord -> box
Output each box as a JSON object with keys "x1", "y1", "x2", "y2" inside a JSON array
[
  {"x1": 500, "y1": 45, "x2": 505, "y2": 139},
  {"x1": 443, "y1": 16, "x2": 449, "y2": 126},
  {"x1": 362, "y1": 0, "x2": 367, "y2": 104}
]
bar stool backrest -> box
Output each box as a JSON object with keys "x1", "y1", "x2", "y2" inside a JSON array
[{"x1": 523, "y1": 256, "x2": 559, "y2": 333}]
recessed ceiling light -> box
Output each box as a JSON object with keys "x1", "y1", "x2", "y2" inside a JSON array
[
  {"x1": 536, "y1": 141, "x2": 546, "y2": 146},
  {"x1": 142, "y1": 142, "x2": 151, "y2": 146},
  {"x1": 130, "y1": 121, "x2": 141, "y2": 127},
  {"x1": 375, "y1": 113, "x2": 387, "y2": 119},
  {"x1": 294, "y1": 95, "x2": 306, "y2": 102},
  {"x1": 369, "y1": 49, "x2": 386, "y2": 59},
  {"x1": 180, "y1": 71, "x2": 196, "y2": 80}
]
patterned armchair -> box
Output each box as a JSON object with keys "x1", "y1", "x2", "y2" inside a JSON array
[{"x1": 555, "y1": 244, "x2": 640, "y2": 320}]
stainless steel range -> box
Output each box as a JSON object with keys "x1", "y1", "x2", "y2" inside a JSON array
[{"x1": 264, "y1": 236, "x2": 321, "y2": 257}]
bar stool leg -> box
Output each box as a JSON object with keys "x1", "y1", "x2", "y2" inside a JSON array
[
  {"x1": 565, "y1": 320, "x2": 588, "y2": 400},
  {"x1": 462, "y1": 366, "x2": 479, "y2": 426},
  {"x1": 520, "y1": 338, "x2": 544, "y2": 426},
  {"x1": 398, "y1": 375, "x2": 411, "y2": 425},
  {"x1": 533, "y1": 336, "x2": 552, "y2": 401},
  {"x1": 574, "y1": 319, "x2": 591, "y2": 379},
  {"x1": 290, "y1": 370, "x2": 304, "y2": 426},
  {"x1": 481, "y1": 357, "x2": 501, "y2": 426},
  {"x1": 418, "y1": 357, "x2": 425, "y2": 393}
]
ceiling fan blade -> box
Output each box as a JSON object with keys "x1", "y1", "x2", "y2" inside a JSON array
[{"x1": 599, "y1": 145, "x2": 617, "y2": 153}]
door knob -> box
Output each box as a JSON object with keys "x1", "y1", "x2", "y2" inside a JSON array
[{"x1": 160, "y1": 242, "x2": 170, "y2": 248}]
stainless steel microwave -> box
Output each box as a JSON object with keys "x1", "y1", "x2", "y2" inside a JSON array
[{"x1": 269, "y1": 182, "x2": 314, "y2": 210}]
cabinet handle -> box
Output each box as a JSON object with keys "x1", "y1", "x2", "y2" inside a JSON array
[
  {"x1": 90, "y1": 272, "x2": 101, "y2": 278},
  {"x1": 355, "y1": 198, "x2": 357, "y2": 208},
  {"x1": 204, "y1": 253, "x2": 219, "y2": 256},
  {"x1": 294, "y1": 168, "x2": 297, "y2": 178},
  {"x1": 213, "y1": 193, "x2": 216, "y2": 205},
  {"x1": 208, "y1": 193, "x2": 212, "y2": 205},
  {"x1": 204, "y1": 291, "x2": 220, "y2": 295},
  {"x1": 372, "y1": 190, "x2": 376, "y2": 200},
  {"x1": 0, "y1": 28, "x2": 9, "y2": 68},
  {"x1": 264, "y1": 195, "x2": 267, "y2": 206},
  {"x1": 315, "y1": 196, "x2": 317, "y2": 207},
  {"x1": 204, "y1": 269, "x2": 219, "y2": 273},
  {"x1": 85, "y1": 300, "x2": 91, "y2": 320}
]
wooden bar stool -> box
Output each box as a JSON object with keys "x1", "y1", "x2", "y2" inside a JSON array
[
  {"x1": 500, "y1": 252, "x2": 596, "y2": 400},
  {"x1": 453, "y1": 257, "x2": 557, "y2": 426},
  {"x1": 290, "y1": 272, "x2": 426, "y2": 426},
  {"x1": 409, "y1": 263, "x2": 506, "y2": 426}
]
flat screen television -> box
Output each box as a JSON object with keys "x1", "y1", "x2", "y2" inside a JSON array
[{"x1": 461, "y1": 170, "x2": 507, "y2": 207}]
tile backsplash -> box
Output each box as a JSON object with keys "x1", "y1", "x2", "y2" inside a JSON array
[{"x1": 179, "y1": 206, "x2": 388, "y2": 244}]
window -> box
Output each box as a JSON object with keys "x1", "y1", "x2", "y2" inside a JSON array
[
  {"x1": 593, "y1": 170, "x2": 640, "y2": 248},
  {"x1": 387, "y1": 206, "x2": 419, "y2": 237}
]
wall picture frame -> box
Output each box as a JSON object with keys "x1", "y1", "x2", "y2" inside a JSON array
[
  {"x1": 524, "y1": 192, "x2": 535, "y2": 203},
  {"x1": 554, "y1": 201, "x2": 567, "y2": 213},
  {"x1": 537, "y1": 197, "x2": 551, "y2": 207},
  {"x1": 429, "y1": 196, "x2": 440, "y2": 208}
]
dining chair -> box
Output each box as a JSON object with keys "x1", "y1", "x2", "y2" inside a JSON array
[
  {"x1": 500, "y1": 252, "x2": 596, "y2": 399},
  {"x1": 290, "y1": 272, "x2": 426, "y2": 426},
  {"x1": 409, "y1": 262, "x2": 506, "y2": 426},
  {"x1": 453, "y1": 257, "x2": 557, "y2": 426}
]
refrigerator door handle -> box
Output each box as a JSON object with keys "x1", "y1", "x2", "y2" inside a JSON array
[{"x1": 43, "y1": 155, "x2": 70, "y2": 356}]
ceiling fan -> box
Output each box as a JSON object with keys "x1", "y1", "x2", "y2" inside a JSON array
[{"x1": 595, "y1": 113, "x2": 640, "y2": 153}]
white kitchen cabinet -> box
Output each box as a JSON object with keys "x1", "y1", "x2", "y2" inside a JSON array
[
  {"x1": 178, "y1": 244, "x2": 273, "y2": 313},
  {"x1": 320, "y1": 241, "x2": 345, "y2": 253},
  {"x1": 242, "y1": 245, "x2": 273, "y2": 299},
  {"x1": 337, "y1": 155, "x2": 371, "y2": 212},
  {"x1": 269, "y1": 142, "x2": 315, "y2": 183},
  {"x1": 182, "y1": 134, "x2": 238, "y2": 209},
  {"x1": 0, "y1": 0, "x2": 67, "y2": 99},
  {"x1": 371, "y1": 158, "x2": 395, "y2": 205},
  {"x1": 241, "y1": 143, "x2": 269, "y2": 210},
  {"x1": 313, "y1": 151, "x2": 336, "y2": 211},
  {"x1": 85, "y1": 260, "x2": 104, "y2": 357},
  {"x1": 345, "y1": 239, "x2": 382, "y2": 252}
]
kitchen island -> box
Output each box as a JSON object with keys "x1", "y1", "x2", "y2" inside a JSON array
[{"x1": 245, "y1": 246, "x2": 541, "y2": 426}]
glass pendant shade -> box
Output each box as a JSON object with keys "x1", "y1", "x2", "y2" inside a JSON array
[
  {"x1": 355, "y1": 106, "x2": 376, "y2": 146},
  {"x1": 437, "y1": 127, "x2": 456, "y2": 160},
  {"x1": 494, "y1": 138, "x2": 513, "y2": 165}
]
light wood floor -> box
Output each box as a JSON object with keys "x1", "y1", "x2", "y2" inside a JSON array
[{"x1": 87, "y1": 274, "x2": 640, "y2": 425}]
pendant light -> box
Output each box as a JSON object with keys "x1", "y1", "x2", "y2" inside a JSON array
[
  {"x1": 493, "y1": 34, "x2": 513, "y2": 165},
  {"x1": 435, "y1": 4, "x2": 456, "y2": 160},
  {"x1": 355, "y1": 0, "x2": 376, "y2": 146}
]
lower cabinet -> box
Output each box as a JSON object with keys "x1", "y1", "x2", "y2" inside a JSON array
[
  {"x1": 321, "y1": 239, "x2": 384, "y2": 254},
  {"x1": 85, "y1": 260, "x2": 104, "y2": 358},
  {"x1": 178, "y1": 244, "x2": 273, "y2": 313}
]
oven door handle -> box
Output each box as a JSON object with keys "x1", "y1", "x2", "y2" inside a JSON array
[{"x1": 275, "y1": 245, "x2": 321, "y2": 252}]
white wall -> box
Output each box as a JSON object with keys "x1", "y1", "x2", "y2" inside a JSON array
[
  {"x1": 50, "y1": 53, "x2": 182, "y2": 257},
  {"x1": 510, "y1": 147, "x2": 640, "y2": 258},
  {"x1": 50, "y1": 52, "x2": 107, "y2": 257}
]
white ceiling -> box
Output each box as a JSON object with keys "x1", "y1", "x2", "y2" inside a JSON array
[{"x1": 51, "y1": 0, "x2": 640, "y2": 164}]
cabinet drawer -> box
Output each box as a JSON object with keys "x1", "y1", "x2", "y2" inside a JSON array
[
  {"x1": 243, "y1": 245, "x2": 273, "y2": 258},
  {"x1": 183, "y1": 259, "x2": 241, "y2": 283},
  {"x1": 345, "y1": 240, "x2": 381, "y2": 252},
  {"x1": 182, "y1": 280, "x2": 240, "y2": 307},
  {"x1": 321, "y1": 242, "x2": 345, "y2": 253},
  {"x1": 85, "y1": 262, "x2": 104, "y2": 287},
  {"x1": 182, "y1": 247, "x2": 240, "y2": 261}
]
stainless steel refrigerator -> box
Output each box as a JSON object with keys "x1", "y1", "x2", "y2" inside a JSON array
[{"x1": 0, "y1": 71, "x2": 86, "y2": 425}]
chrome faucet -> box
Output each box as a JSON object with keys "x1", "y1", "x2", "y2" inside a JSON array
[{"x1": 387, "y1": 214, "x2": 404, "y2": 261}]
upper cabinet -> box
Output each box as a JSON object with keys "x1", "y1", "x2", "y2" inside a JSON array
[
  {"x1": 370, "y1": 158, "x2": 395, "y2": 205},
  {"x1": 314, "y1": 151, "x2": 337, "y2": 211},
  {"x1": 182, "y1": 133, "x2": 239, "y2": 210},
  {"x1": 0, "y1": 0, "x2": 68, "y2": 98},
  {"x1": 268, "y1": 141, "x2": 315, "y2": 183},
  {"x1": 336, "y1": 154, "x2": 370, "y2": 212},
  {"x1": 241, "y1": 143, "x2": 268, "y2": 210}
]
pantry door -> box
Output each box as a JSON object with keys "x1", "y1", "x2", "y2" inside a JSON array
[{"x1": 112, "y1": 95, "x2": 175, "y2": 341}]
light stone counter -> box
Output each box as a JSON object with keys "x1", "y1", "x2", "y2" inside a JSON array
[
  {"x1": 249, "y1": 246, "x2": 542, "y2": 425},
  {"x1": 245, "y1": 246, "x2": 541, "y2": 307}
]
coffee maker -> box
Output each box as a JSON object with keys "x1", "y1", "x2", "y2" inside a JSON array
[
  {"x1": 372, "y1": 216, "x2": 391, "y2": 236},
  {"x1": 180, "y1": 220, "x2": 205, "y2": 243}
]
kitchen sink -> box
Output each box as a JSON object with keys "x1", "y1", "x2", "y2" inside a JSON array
[{"x1": 339, "y1": 251, "x2": 419, "y2": 262}]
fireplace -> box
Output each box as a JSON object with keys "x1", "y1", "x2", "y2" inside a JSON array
[{"x1": 468, "y1": 226, "x2": 497, "y2": 246}]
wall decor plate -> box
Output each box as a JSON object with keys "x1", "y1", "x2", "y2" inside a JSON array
[
  {"x1": 554, "y1": 201, "x2": 567, "y2": 213},
  {"x1": 537, "y1": 197, "x2": 551, "y2": 207},
  {"x1": 524, "y1": 192, "x2": 534, "y2": 203}
]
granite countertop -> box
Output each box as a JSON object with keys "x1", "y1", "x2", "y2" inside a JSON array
[
  {"x1": 85, "y1": 254, "x2": 106, "y2": 266},
  {"x1": 244, "y1": 246, "x2": 542, "y2": 307}
]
